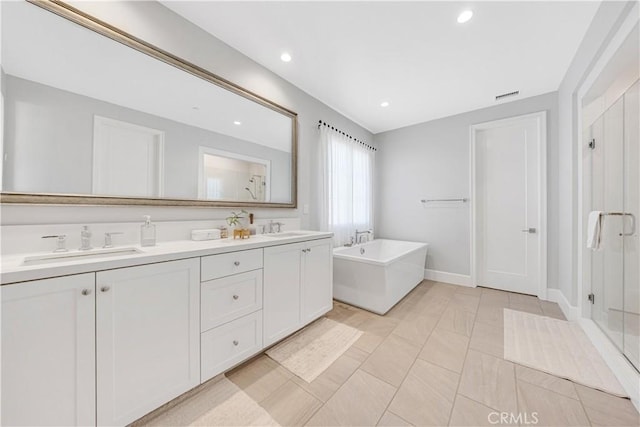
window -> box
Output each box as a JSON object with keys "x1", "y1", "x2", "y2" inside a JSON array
[{"x1": 318, "y1": 126, "x2": 375, "y2": 246}]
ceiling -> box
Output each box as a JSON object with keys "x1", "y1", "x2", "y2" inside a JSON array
[{"x1": 162, "y1": 1, "x2": 600, "y2": 134}]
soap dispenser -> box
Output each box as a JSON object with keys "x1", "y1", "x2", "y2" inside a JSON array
[{"x1": 140, "y1": 215, "x2": 156, "y2": 247}]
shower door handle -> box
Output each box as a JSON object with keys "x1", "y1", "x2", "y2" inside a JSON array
[
  {"x1": 521, "y1": 228, "x2": 536, "y2": 234},
  {"x1": 619, "y1": 213, "x2": 636, "y2": 237}
]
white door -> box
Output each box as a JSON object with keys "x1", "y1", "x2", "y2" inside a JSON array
[
  {"x1": 93, "y1": 116, "x2": 164, "y2": 198},
  {"x1": 301, "y1": 238, "x2": 333, "y2": 323},
  {"x1": 96, "y1": 259, "x2": 200, "y2": 426},
  {"x1": 1, "y1": 274, "x2": 96, "y2": 427},
  {"x1": 263, "y1": 242, "x2": 302, "y2": 347},
  {"x1": 474, "y1": 112, "x2": 545, "y2": 295}
]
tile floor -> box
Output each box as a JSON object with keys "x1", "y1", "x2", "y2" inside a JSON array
[{"x1": 142, "y1": 281, "x2": 640, "y2": 426}]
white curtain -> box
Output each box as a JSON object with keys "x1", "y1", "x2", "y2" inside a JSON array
[{"x1": 318, "y1": 125, "x2": 375, "y2": 246}]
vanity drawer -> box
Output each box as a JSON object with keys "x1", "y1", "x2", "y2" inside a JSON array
[
  {"x1": 201, "y1": 311, "x2": 263, "y2": 382},
  {"x1": 201, "y1": 249, "x2": 263, "y2": 281},
  {"x1": 201, "y1": 270, "x2": 263, "y2": 332}
]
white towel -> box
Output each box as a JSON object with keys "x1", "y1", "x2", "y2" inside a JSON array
[{"x1": 587, "y1": 211, "x2": 603, "y2": 250}]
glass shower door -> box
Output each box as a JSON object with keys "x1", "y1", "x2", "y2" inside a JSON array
[
  {"x1": 590, "y1": 80, "x2": 640, "y2": 371},
  {"x1": 590, "y1": 97, "x2": 625, "y2": 352},
  {"x1": 623, "y1": 80, "x2": 639, "y2": 370}
]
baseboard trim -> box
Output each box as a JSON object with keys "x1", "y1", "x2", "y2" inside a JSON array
[
  {"x1": 424, "y1": 269, "x2": 472, "y2": 287},
  {"x1": 579, "y1": 317, "x2": 640, "y2": 411},
  {"x1": 546, "y1": 289, "x2": 579, "y2": 321}
]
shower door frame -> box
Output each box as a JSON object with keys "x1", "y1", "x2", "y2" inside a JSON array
[{"x1": 575, "y1": 4, "x2": 639, "y2": 406}]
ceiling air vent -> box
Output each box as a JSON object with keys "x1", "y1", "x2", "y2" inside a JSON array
[{"x1": 495, "y1": 90, "x2": 520, "y2": 100}]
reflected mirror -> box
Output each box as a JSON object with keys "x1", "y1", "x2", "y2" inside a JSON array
[{"x1": 0, "y1": 1, "x2": 297, "y2": 207}]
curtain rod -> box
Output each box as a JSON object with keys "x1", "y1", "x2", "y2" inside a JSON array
[{"x1": 318, "y1": 120, "x2": 377, "y2": 152}]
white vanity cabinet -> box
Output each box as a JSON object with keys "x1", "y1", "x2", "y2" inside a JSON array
[
  {"x1": 301, "y1": 238, "x2": 334, "y2": 323},
  {"x1": 1, "y1": 273, "x2": 96, "y2": 427},
  {"x1": 200, "y1": 250, "x2": 264, "y2": 382},
  {"x1": 264, "y1": 238, "x2": 333, "y2": 347},
  {"x1": 96, "y1": 258, "x2": 200, "y2": 427},
  {"x1": 1, "y1": 231, "x2": 333, "y2": 426}
]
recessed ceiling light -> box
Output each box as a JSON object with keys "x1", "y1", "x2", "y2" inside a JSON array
[
  {"x1": 380, "y1": 101, "x2": 390, "y2": 107},
  {"x1": 233, "y1": 120, "x2": 242, "y2": 125},
  {"x1": 457, "y1": 10, "x2": 473, "y2": 24},
  {"x1": 280, "y1": 52, "x2": 292, "y2": 62}
]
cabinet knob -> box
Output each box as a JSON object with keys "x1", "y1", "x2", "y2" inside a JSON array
[
  {"x1": 233, "y1": 294, "x2": 239, "y2": 300},
  {"x1": 301, "y1": 249, "x2": 307, "y2": 253},
  {"x1": 81, "y1": 289, "x2": 92, "y2": 296},
  {"x1": 234, "y1": 261, "x2": 240, "y2": 266},
  {"x1": 100, "y1": 286, "x2": 110, "y2": 292},
  {"x1": 308, "y1": 248, "x2": 312, "y2": 253},
  {"x1": 233, "y1": 340, "x2": 239, "y2": 346}
]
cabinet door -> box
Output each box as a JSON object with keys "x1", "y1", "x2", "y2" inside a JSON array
[
  {"x1": 96, "y1": 258, "x2": 200, "y2": 426},
  {"x1": 1, "y1": 274, "x2": 96, "y2": 427},
  {"x1": 302, "y1": 238, "x2": 334, "y2": 323},
  {"x1": 263, "y1": 242, "x2": 303, "y2": 347}
]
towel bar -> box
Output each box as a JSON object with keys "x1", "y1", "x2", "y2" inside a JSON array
[{"x1": 601, "y1": 212, "x2": 636, "y2": 236}]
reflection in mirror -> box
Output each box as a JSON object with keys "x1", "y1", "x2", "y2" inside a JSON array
[
  {"x1": 198, "y1": 149, "x2": 270, "y2": 202},
  {"x1": 0, "y1": 1, "x2": 296, "y2": 206}
]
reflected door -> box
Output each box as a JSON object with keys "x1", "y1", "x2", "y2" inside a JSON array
[{"x1": 92, "y1": 116, "x2": 165, "y2": 198}]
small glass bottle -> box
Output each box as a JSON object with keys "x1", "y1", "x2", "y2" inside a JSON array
[
  {"x1": 219, "y1": 225, "x2": 228, "y2": 239},
  {"x1": 140, "y1": 215, "x2": 156, "y2": 247}
]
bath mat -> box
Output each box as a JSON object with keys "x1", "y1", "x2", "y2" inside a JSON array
[
  {"x1": 266, "y1": 317, "x2": 363, "y2": 382},
  {"x1": 503, "y1": 308, "x2": 627, "y2": 397},
  {"x1": 145, "y1": 377, "x2": 279, "y2": 426}
]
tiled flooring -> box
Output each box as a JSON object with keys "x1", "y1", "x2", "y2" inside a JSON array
[{"x1": 144, "y1": 281, "x2": 640, "y2": 426}]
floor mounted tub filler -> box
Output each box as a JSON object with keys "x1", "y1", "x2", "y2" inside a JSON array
[{"x1": 333, "y1": 239, "x2": 429, "y2": 314}]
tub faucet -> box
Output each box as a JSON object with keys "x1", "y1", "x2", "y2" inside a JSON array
[
  {"x1": 355, "y1": 229, "x2": 372, "y2": 244},
  {"x1": 80, "y1": 225, "x2": 93, "y2": 251}
]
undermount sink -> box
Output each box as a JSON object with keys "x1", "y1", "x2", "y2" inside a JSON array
[
  {"x1": 22, "y1": 247, "x2": 143, "y2": 266},
  {"x1": 263, "y1": 232, "x2": 311, "y2": 238}
]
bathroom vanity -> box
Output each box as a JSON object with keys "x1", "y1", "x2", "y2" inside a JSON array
[{"x1": 1, "y1": 232, "x2": 333, "y2": 426}]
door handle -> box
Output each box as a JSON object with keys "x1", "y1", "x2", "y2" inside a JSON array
[{"x1": 521, "y1": 228, "x2": 537, "y2": 234}]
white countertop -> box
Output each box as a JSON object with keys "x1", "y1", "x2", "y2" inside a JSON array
[{"x1": 1, "y1": 230, "x2": 333, "y2": 285}]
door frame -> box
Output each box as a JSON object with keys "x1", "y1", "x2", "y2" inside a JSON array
[{"x1": 470, "y1": 111, "x2": 548, "y2": 298}]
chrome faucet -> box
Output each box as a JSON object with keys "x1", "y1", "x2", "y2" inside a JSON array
[
  {"x1": 103, "y1": 232, "x2": 123, "y2": 248},
  {"x1": 355, "y1": 229, "x2": 372, "y2": 244},
  {"x1": 79, "y1": 225, "x2": 93, "y2": 251},
  {"x1": 268, "y1": 220, "x2": 284, "y2": 233},
  {"x1": 42, "y1": 234, "x2": 68, "y2": 253}
]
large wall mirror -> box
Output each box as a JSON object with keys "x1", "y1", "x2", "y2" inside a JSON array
[{"x1": 0, "y1": 0, "x2": 297, "y2": 207}]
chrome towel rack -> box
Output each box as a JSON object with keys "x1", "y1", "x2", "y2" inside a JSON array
[{"x1": 420, "y1": 198, "x2": 468, "y2": 203}]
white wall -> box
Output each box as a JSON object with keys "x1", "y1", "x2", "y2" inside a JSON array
[
  {"x1": 0, "y1": 1, "x2": 372, "y2": 228},
  {"x1": 375, "y1": 92, "x2": 559, "y2": 282},
  {"x1": 557, "y1": 1, "x2": 636, "y2": 306}
]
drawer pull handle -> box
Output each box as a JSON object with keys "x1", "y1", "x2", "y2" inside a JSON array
[
  {"x1": 234, "y1": 261, "x2": 240, "y2": 266},
  {"x1": 100, "y1": 286, "x2": 110, "y2": 293},
  {"x1": 233, "y1": 294, "x2": 239, "y2": 300},
  {"x1": 81, "y1": 289, "x2": 92, "y2": 296},
  {"x1": 233, "y1": 340, "x2": 239, "y2": 346}
]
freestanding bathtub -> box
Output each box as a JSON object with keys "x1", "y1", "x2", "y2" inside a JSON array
[{"x1": 333, "y1": 239, "x2": 429, "y2": 315}]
